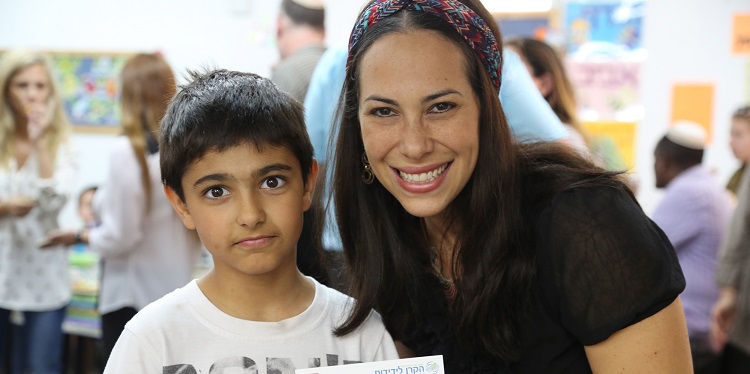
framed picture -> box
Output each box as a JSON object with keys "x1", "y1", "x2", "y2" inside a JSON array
[{"x1": 0, "y1": 49, "x2": 136, "y2": 133}]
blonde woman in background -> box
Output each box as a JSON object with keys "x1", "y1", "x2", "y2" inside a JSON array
[
  {"x1": 0, "y1": 50, "x2": 76, "y2": 374},
  {"x1": 45, "y1": 53, "x2": 201, "y2": 363},
  {"x1": 506, "y1": 37, "x2": 628, "y2": 172}
]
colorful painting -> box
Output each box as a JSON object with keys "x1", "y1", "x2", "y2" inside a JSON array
[
  {"x1": 564, "y1": 1, "x2": 644, "y2": 53},
  {"x1": 565, "y1": 60, "x2": 641, "y2": 121},
  {"x1": 582, "y1": 121, "x2": 636, "y2": 171},
  {"x1": 51, "y1": 52, "x2": 131, "y2": 128}
]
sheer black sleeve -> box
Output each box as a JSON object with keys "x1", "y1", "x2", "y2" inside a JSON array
[{"x1": 535, "y1": 186, "x2": 685, "y2": 346}]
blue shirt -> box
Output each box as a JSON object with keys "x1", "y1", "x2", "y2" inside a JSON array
[{"x1": 651, "y1": 166, "x2": 733, "y2": 343}]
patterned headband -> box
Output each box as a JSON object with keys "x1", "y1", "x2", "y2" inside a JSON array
[{"x1": 347, "y1": 0, "x2": 502, "y2": 92}]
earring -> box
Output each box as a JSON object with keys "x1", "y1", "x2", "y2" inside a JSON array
[{"x1": 361, "y1": 152, "x2": 374, "y2": 185}]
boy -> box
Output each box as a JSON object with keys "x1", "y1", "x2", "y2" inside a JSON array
[{"x1": 103, "y1": 70, "x2": 398, "y2": 373}]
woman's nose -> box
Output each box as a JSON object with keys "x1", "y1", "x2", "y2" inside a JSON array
[{"x1": 399, "y1": 116, "x2": 433, "y2": 160}]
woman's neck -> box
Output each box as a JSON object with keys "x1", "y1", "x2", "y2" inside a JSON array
[{"x1": 424, "y1": 214, "x2": 457, "y2": 280}]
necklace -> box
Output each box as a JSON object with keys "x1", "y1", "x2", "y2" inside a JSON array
[{"x1": 431, "y1": 253, "x2": 457, "y2": 299}]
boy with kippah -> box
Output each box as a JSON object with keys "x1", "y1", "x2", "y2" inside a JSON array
[{"x1": 103, "y1": 69, "x2": 398, "y2": 373}]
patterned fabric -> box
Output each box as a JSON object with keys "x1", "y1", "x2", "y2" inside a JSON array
[{"x1": 348, "y1": 0, "x2": 502, "y2": 92}]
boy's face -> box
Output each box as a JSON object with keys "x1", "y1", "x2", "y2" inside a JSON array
[{"x1": 166, "y1": 143, "x2": 317, "y2": 278}]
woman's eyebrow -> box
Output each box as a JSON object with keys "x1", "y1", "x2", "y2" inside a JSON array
[{"x1": 422, "y1": 89, "x2": 460, "y2": 104}]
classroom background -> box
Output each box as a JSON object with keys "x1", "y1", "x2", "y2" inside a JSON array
[{"x1": 1, "y1": 0, "x2": 749, "y2": 224}]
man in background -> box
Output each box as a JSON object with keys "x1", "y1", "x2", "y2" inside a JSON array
[
  {"x1": 272, "y1": 0, "x2": 325, "y2": 102},
  {"x1": 273, "y1": 0, "x2": 329, "y2": 286},
  {"x1": 651, "y1": 121, "x2": 733, "y2": 374}
]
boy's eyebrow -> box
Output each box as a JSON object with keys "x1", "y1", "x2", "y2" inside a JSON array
[
  {"x1": 192, "y1": 173, "x2": 232, "y2": 188},
  {"x1": 253, "y1": 163, "x2": 293, "y2": 178},
  {"x1": 191, "y1": 164, "x2": 294, "y2": 188}
]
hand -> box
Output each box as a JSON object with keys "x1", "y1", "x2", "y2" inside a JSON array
[
  {"x1": 4, "y1": 196, "x2": 37, "y2": 217},
  {"x1": 40, "y1": 229, "x2": 77, "y2": 248},
  {"x1": 710, "y1": 287, "x2": 738, "y2": 351},
  {"x1": 25, "y1": 102, "x2": 52, "y2": 144}
]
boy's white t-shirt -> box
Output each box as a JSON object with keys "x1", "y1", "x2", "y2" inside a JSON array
[{"x1": 104, "y1": 277, "x2": 398, "y2": 373}]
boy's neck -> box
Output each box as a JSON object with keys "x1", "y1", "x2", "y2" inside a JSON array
[{"x1": 197, "y1": 266, "x2": 315, "y2": 322}]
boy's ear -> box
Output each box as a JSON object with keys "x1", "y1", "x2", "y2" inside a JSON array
[
  {"x1": 163, "y1": 185, "x2": 196, "y2": 230},
  {"x1": 302, "y1": 159, "x2": 319, "y2": 212}
]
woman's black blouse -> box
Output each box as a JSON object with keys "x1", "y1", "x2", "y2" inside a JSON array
[{"x1": 400, "y1": 186, "x2": 686, "y2": 373}]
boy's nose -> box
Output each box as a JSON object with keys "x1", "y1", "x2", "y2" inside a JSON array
[{"x1": 236, "y1": 194, "x2": 266, "y2": 228}]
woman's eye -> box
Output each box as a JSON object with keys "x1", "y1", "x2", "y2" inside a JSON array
[
  {"x1": 261, "y1": 176, "x2": 286, "y2": 189},
  {"x1": 372, "y1": 107, "x2": 395, "y2": 117},
  {"x1": 203, "y1": 187, "x2": 229, "y2": 199},
  {"x1": 431, "y1": 102, "x2": 454, "y2": 113}
]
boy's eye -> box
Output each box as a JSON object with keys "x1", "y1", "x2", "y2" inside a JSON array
[
  {"x1": 261, "y1": 176, "x2": 286, "y2": 189},
  {"x1": 430, "y1": 102, "x2": 454, "y2": 113},
  {"x1": 203, "y1": 186, "x2": 229, "y2": 199}
]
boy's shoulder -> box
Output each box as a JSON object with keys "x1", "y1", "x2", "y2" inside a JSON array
[
  {"x1": 123, "y1": 280, "x2": 196, "y2": 334},
  {"x1": 314, "y1": 280, "x2": 387, "y2": 334}
]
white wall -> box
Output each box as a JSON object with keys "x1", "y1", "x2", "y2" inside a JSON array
[
  {"x1": 636, "y1": 0, "x2": 750, "y2": 212},
  {"x1": 0, "y1": 0, "x2": 364, "y2": 227},
  {"x1": 1, "y1": 0, "x2": 747, "y2": 225}
]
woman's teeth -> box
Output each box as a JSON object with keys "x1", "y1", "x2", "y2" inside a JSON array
[{"x1": 399, "y1": 164, "x2": 447, "y2": 183}]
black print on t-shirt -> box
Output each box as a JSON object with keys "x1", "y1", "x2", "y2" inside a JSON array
[{"x1": 162, "y1": 354, "x2": 361, "y2": 374}]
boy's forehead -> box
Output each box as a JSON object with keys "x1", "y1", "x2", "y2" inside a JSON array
[{"x1": 182, "y1": 142, "x2": 301, "y2": 178}]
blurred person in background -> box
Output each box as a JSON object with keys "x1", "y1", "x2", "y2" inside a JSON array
[
  {"x1": 727, "y1": 105, "x2": 750, "y2": 199},
  {"x1": 272, "y1": 0, "x2": 326, "y2": 103},
  {"x1": 44, "y1": 53, "x2": 201, "y2": 363},
  {"x1": 506, "y1": 37, "x2": 628, "y2": 173},
  {"x1": 711, "y1": 106, "x2": 750, "y2": 373},
  {"x1": 273, "y1": 0, "x2": 330, "y2": 286},
  {"x1": 651, "y1": 122, "x2": 732, "y2": 374},
  {"x1": 0, "y1": 49, "x2": 76, "y2": 374}
]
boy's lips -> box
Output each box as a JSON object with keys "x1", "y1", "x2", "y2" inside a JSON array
[{"x1": 234, "y1": 235, "x2": 275, "y2": 248}]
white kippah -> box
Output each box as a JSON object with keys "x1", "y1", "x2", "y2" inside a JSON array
[
  {"x1": 666, "y1": 121, "x2": 707, "y2": 150},
  {"x1": 290, "y1": 0, "x2": 324, "y2": 10}
]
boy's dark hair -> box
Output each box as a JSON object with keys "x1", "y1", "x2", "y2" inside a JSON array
[
  {"x1": 160, "y1": 69, "x2": 314, "y2": 201},
  {"x1": 281, "y1": 0, "x2": 325, "y2": 32}
]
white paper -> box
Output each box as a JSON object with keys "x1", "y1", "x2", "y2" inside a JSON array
[{"x1": 295, "y1": 355, "x2": 445, "y2": 374}]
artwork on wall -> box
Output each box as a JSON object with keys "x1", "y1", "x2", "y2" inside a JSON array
[
  {"x1": 0, "y1": 50, "x2": 134, "y2": 132},
  {"x1": 564, "y1": 1, "x2": 644, "y2": 56},
  {"x1": 670, "y1": 83, "x2": 715, "y2": 143},
  {"x1": 566, "y1": 60, "x2": 642, "y2": 121},
  {"x1": 50, "y1": 52, "x2": 133, "y2": 131},
  {"x1": 733, "y1": 13, "x2": 750, "y2": 55}
]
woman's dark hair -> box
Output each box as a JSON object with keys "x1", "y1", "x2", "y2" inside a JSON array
[{"x1": 331, "y1": 0, "x2": 628, "y2": 361}]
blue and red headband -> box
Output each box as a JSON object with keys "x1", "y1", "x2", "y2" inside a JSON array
[{"x1": 347, "y1": 0, "x2": 502, "y2": 92}]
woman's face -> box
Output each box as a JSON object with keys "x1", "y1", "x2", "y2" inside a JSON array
[
  {"x1": 730, "y1": 118, "x2": 750, "y2": 163},
  {"x1": 7, "y1": 63, "x2": 51, "y2": 116},
  {"x1": 358, "y1": 30, "x2": 480, "y2": 220}
]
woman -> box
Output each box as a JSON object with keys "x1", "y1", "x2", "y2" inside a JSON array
[
  {"x1": 0, "y1": 50, "x2": 75, "y2": 373},
  {"x1": 726, "y1": 105, "x2": 750, "y2": 197},
  {"x1": 331, "y1": 0, "x2": 691, "y2": 372},
  {"x1": 710, "y1": 105, "x2": 750, "y2": 373},
  {"x1": 45, "y1": 53, "x2": 201, "y2": 361},
  {"x1": 507, "y1": 37, "x2": 628, "y2": 172}
]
